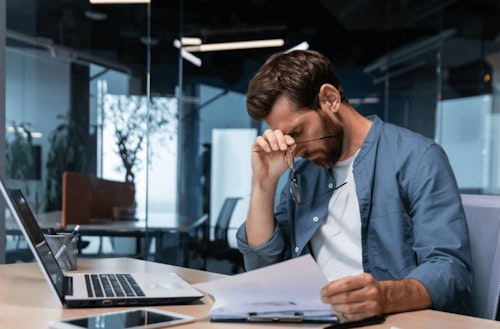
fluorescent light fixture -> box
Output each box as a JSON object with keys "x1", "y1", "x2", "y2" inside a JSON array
[
  {"x1": 182, "y1": 39, "x2": 284, "y2": 52},
  {"x1": 181, "y1": 37, "x2": 202, "y2": 46},
  {"x1": 89, "y1": 0, "x2": 150, "y2": 4},
  {"x1": 173, "y1": 39, "x2": 202, "y2": 67},
  {"x1": 285, "y1": 41, "x2": 309, "y2": 53}
]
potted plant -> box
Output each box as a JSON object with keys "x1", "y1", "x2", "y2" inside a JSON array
[
  {"x1": 104, "y1": 95, "x2": 177, "y2": 184},
  {"x1": 44, "y1": 112, "x2": 88, "y2": 211},
  {"x1": 5, "y1": 121, "x2": 34, "y2": 182}
]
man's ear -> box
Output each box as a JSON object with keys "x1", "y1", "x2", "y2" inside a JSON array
[{"x1": 318, "y1": 83, "x2": 341, "y2": 113}]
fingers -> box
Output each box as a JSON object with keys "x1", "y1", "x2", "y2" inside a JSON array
[
  {"x1": 331, "y1": 298, "x2": 380, "y2": 322},
  {"x1": 337, "y1": 312, "x2": 349, "y2": 323},
  {"x1": 265, "y1": 129, "x2": 288, "y2": 151},
  {"x1": 254, "y1": 129, "x2": 295, "y2": 153},
  {"x1": 320, "y1": 273, "x2": 384, "y2": 322},
  {"x1": 251, "y1": 129, "x2": 298, "y2": 182},
  {"x1": 336, "y1": 307, "x2": 377, "y2": 323},
  {"x1": 321, "y1": 273, "x2": 375, "y2": 298}
]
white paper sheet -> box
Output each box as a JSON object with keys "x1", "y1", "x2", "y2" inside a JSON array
[{"x1": 194, "y1": 255, "x2": 336, "y2": 320}]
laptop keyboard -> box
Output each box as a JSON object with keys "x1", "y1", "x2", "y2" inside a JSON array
[{"x1": 85, "y1": 274, "x2": 146, "y2": 298}]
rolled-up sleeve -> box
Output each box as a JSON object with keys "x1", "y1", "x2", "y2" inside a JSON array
[
  {"x1": 405, "y1": 144, "x2": 472, "y2": 314},
  {"x1": 236, "y1": 221, "x2": 285, "y2": 270}
]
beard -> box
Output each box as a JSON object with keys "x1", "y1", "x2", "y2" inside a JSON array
[{"x1": 305, "y1": 110, "x2": 344, "y2": 168}]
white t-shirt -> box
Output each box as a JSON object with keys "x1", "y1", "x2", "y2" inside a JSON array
[{"x1": 310, "y1": 151, "x2": 363, "y2": 281}]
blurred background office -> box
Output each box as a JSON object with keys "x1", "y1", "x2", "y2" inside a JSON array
[{"x1": 1, "y1": 0, "x2": 499, "y2": 273}]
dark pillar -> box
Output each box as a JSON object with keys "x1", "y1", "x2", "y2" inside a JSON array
[
  {"x1": 177, "y1": 84, "x2": 202, "y2": 220},
  {"x1": 70, "y1": 64, "x2": 95, "y2": 174}
]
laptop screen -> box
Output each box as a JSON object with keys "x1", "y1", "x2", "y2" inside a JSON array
[{"x1": 1, "y1": 179, "x2": 65, "y2": 303}]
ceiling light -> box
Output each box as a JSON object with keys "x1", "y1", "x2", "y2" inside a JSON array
[
  {"x1": 181, "y1": 37, "x2": 202, "y2": 46},
  {"x1": 89, "y1": 0, "x2": 150, "y2": 4},
  {"x1": 285, "y1": 41, "x2": 309, "y2": 53},
  {"x1": 182, "y1": 39, "x2": 284, "y2": 52},
  {"x1": 173, "y1": 40, "x2": 202, "y2": 67}
]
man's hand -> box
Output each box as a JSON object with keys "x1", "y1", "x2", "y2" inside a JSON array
[
  {"x1": 251, "y1": 129, "x2": 295, "y2": 186},
  {"x1": 320, "y1": 273, "x2": 432, "y2": 323}
]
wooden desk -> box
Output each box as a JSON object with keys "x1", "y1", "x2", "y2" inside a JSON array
[{"x1": 1, "y1": 258, "x2": 499, "y2": 329}]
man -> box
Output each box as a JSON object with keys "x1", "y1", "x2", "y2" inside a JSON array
[{"x1": 236, "y1": 50, "x2": 472, "y2": 322}]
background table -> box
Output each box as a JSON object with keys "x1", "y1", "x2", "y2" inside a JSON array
[{"x1": 5, "y1": 211, "x2": 208, "y2": 264}]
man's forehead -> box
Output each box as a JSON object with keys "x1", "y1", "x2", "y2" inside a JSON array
[{"x1": 264, "y1": 95, "x2": 295, "y2": 126}]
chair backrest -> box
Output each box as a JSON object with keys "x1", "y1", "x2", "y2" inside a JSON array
[
  {"x1": 61, "y1": 171, "x2": 135, "y2": 228},
  {"x1": 461, "y1": 194, "x2": 500, "y2": 320},
  {"x1": 213, "y1": 197, "x2": 242, "y2": 244}
]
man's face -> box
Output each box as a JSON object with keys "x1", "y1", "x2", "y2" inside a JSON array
[
  {"x1": 265, "y1": 96, "x2": 344, "y2": 168},
  {"x1": 308, "y1": 109, "x2": 344, "y2": 167}
]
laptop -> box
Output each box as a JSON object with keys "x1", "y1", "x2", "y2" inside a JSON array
[{"x1": 0, "y1": 178, "x2": 204, "y2": 308}]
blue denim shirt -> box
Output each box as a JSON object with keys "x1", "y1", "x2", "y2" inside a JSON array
[{"x1": 237, "y1": 116, "x2": 472, "y2": 315}]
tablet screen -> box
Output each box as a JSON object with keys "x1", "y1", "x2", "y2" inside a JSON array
[{"x1": 49, "y1": 309, "x2": 193, "y2": 329}]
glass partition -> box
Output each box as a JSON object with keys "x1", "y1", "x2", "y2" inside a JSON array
[
  {"x1": 3, "y1": 1, "x2": 161, "y2": 263},
  {"x1": 361, "y1": 6, "x2": 500, "y2": 195}
]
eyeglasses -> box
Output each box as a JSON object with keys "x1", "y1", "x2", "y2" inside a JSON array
[
  {"x1": 285, "y1": 148, "x2": 302, "y2": 204},
  {"x1": 294, "y1": 134, "x2": 340, "y2": 145},
  {"x1": 284, "y1": 134, "x2": 345, "y2": 205}
]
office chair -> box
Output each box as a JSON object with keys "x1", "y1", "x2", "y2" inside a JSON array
[
  {"x1": 194, "y1": 197, "x2": 244, "y2": 274},
  {"x1": 461, "y1": 194, "x2": 500, "y2": 320}
]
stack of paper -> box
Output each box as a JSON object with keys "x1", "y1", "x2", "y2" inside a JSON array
[{"x1": 194, "y1": 255, "x2": 337, "y2": 322}]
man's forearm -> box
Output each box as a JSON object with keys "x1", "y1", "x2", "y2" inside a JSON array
[
  {"x1": 245, "y1": 180, "x2": 277, "y2": 247},
  {"x1": 380, "y1": 278, "x2": 433, "y2": 314}
]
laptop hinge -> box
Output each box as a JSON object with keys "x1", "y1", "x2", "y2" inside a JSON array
[{"x1": 64, "y1": 275, "x2": 74, "y2": 296}]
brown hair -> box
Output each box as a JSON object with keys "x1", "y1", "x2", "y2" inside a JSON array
[{"x1": 246, "y1": 50, "x2": 348, "y2": 121}]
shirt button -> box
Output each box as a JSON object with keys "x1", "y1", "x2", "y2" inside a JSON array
[
  {"x1": 328, "y1": 183, "x2": 334, "y2": 188},
  {"x1": 295, "y1": 247, "x2": 299, "y2": 253},
  {"x1": 313, "y1": 216, "x2": 319, "y2": 222}
]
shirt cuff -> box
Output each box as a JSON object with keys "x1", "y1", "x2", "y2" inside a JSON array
[{"x1": 236, "y1": 222, "x2": 285, "y2": 270}]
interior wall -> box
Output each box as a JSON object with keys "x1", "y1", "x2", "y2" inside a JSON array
[{"x1": 198, "y1": 85, "x2": 253, "y2": 144}]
